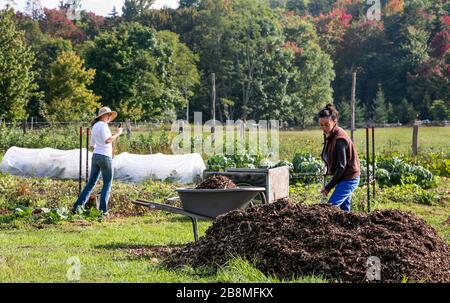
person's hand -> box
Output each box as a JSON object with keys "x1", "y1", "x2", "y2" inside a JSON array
[{"x1": 320, "y1": 187, "x2": 329, "y2": 196}]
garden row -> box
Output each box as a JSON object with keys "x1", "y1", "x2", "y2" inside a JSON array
[{"x1": 206, "y1": 153, "x2": 447, "y2": 189}]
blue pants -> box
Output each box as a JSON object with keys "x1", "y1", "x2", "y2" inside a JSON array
[
  {"x1": 328, "y1": 177, "x2": 360, "y2": 212},
  {"x1": 73, "y1": 153, "x2": 113, "y2": 214}
]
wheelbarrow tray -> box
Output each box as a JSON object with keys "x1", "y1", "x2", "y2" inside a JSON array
[{"x1": 176, "y1": 186, "x2": 266, "y2": 218}]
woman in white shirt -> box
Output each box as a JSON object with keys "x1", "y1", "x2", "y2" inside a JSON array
[{"x1": 72, "y1": 107, "x2": 123, "y2": 216}]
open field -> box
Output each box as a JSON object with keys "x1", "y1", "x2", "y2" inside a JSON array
[
  {"x1": 279, "y1": 126, "x2": 450, "y2": 160},
  {"x1": 2, "y1": 125, "x2": 450, "y2": 160}
]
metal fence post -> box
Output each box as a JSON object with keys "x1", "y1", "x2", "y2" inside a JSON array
[
  {"x1": 86, "y1": 128, "x2": 90, "y2": 182},
  {"x1": 79, "y1": 127, "x2": 83, "y2": 195}
]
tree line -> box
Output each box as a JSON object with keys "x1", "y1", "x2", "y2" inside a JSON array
[{"x1": 0, "y1": 0, "x2": 449, "y2": 126}]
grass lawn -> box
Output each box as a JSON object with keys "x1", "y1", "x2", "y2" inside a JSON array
[{"x1": 0, "y1": 212, "x2": 328, "y2": 282}]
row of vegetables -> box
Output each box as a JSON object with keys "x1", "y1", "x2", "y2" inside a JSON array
[{"x1": 206, "y1": 153, "x2": 437, "y2": 188}]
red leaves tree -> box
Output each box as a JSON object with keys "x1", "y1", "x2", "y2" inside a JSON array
[{"x1": 39, "y1": 8, "x2": 86, "y2": 44}]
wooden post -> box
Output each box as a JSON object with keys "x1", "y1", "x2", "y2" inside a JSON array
[
  {"x1": 22, "y1": 119, "x2": 27, "y2": 135},
  {"x1": 412, "y1": 121, "x2": 419, "y2": 156},
  {"x1": 126, "y1": 119, "x2": 132, "y2": 140},
  {"x1": 366, "y1": 127, "x2": 370, "y2": 212},
  {"x1": 185, "y1": 89, "x2": 189, "y2": 123},
  {"x1": 351, "y1": 71, "x2": 356, "y2": 142},
  {"x1": 372, "y1": 126, "x2": 376, "y2": 199},
  {"x1": 211, "y1": 73, "x2": 216, "y2": 121},
  {"x1": 211, "y1": 73, "x2": 216, "y2": 143}
]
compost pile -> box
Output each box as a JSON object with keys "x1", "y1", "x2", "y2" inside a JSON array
[
  {"x1": 167, "y1": 199, "x2": 450, "y2": 283},
  {"x1": 195, "y1": 175, "x2": 238, "y2": 189}
]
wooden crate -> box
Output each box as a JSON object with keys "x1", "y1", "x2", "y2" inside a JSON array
[{"x1": 203, "y1": 166, "x2": 290, "y2": 203}]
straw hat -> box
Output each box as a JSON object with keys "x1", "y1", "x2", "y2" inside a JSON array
[{"x1": 93, "y1": 107, "x2": 117, "y2": 123}]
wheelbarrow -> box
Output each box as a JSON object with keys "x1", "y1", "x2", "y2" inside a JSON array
[{"x1": 133, "y1": 186, "x2": 266, "y2": 241}]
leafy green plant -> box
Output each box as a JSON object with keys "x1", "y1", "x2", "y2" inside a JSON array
[
  {"x1": 291, "y1": 153, "x2": 324, "y2": 183},
  {"x1": 13, "y1": 205, "x2": 33, "y2": 218},
  {"x1": 375, "y1": 168, "x2": 390, "y2": 186},
  {"x1": 41, "y1": 207, "x2": 70, "y2": 223},
  {"x1": 377, "y1": 156, "x2": 436, "y2": 188},
  {"x1": 206, "y1": 155, "x2": 234, "y2": 172}
]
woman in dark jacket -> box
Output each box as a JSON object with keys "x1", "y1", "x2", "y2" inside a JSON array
[{"x1": 319, "y1": 104, "x2": 361, "y2": 212}]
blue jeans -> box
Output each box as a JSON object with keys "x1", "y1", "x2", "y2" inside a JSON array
[
  {"x1": 328, "y1": 177, "x2": 360, "y2": 212},
  {"x1": 73, "y1": 153, "x2": 113, "y2": 214}
]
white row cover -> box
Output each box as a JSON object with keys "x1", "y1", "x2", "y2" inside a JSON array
[{"x1": 0, "y1": 147, "x2": 205, "y2": 184}]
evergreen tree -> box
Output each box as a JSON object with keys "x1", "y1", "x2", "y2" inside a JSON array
[
  {"x1": 373, "y1": 83, "x2": 388, "y2": 124},
  {"x1": 122, "y1": 0, "x2": 154, "y2": 22},
  {"x1": 430, "y1": 100, "x2": 450, "y2": 121},
  {"x1": 109, "y1": 6, "x2": 119, "y2": 18},
  {"x1": 397, "y1": 98, "x2": 417, "y2": 124},
  {"x1": 337, "y1": 101, "x2": 351, "y2": 128},
  {"x1": 387, "y1": 102, "x2": 395, "y2": 123},
  {"x1": 179, "y1": 0, "x2": 200, "y2": 8}
]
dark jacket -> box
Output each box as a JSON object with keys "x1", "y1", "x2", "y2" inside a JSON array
[{"x1": 321, "y1": 125, "x2": 360, "y2": 191}]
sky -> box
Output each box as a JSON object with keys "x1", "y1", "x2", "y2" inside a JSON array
[{"x1": 0, "y1": 0, "x2": 180, "y2": 16}]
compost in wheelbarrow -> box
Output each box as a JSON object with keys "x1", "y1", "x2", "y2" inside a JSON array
[{"x1": 176, "y1": 186, "x2": 266, "y2": 218}]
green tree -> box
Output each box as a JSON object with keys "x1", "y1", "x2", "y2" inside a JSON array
[
  {"x1": 157, "y1": 30, "x2": 200, "y2": 118},
  {"x1": 387, "y1": 102, "x2": 395, "y2": 123},
  {"x1": 337, "y1": 100, "x2": 351, "y2": 128},
  {"x1": 373, "y1": 83, "x2": 388, "y2": 124},
  {"x1": 430, "y1": 100, "x2": 450, "y2": 121},
  {"x1": 282, "y1": 15, "x2": 335, "y2": 127},
  {"x1": 44, "y1": 50, "x2": 100, "y2": 122},
  {"x1": 191, "y1": 0, "x2": 306, "y2": 121},
  {"x1": 0, "y1": 9, "x2": 37, "y2": 121},
  {"x1": 179, "y1": 0, "x2": 200, "y2": 8},
  {"x1": 82, "y1": 22, "x2": 197, "y2": 121},
  {"x1": 307, "y1": 0, "x2": 334, "y2": 16},
  {"x1": 397, "y1": 98, "x2": 417, "y2": 124},
  {"x1": 355, "y1": 100, "x2": 367, "y2": 125},
  {"x1": 122, "y1": 0, "x2": 154, "y2": 22},
  {"x1": 285, "y1": 0, "x2": 307, "y2": 15}
]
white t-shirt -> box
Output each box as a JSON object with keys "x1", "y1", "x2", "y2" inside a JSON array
[{"x1": 90, "y1": 121, "x2": 113, "y2": 157}]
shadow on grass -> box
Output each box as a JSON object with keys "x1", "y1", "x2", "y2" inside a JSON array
[{"x1": 94, "y1": 243, "x2": 185, "y2": 261}]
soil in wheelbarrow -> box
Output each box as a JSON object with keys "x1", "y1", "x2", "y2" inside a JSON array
[
  {"x1": 166, "y1": 199, "x2": 450, "y2": 283},
  {"x1": 195, "y1": 175, "x2": 238, "y2": 190}
]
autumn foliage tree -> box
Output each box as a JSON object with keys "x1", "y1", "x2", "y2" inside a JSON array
[{"x1": 39, "y1": 8, "x2": 85, "y2": 44}]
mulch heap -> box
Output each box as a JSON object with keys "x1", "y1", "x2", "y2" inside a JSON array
[
  {"x1": 166, "y1": 199, "x2": 450, "y2": 283},
  {"x1": 195, "y1": 175, "x2": 238, "y2": 189}
]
